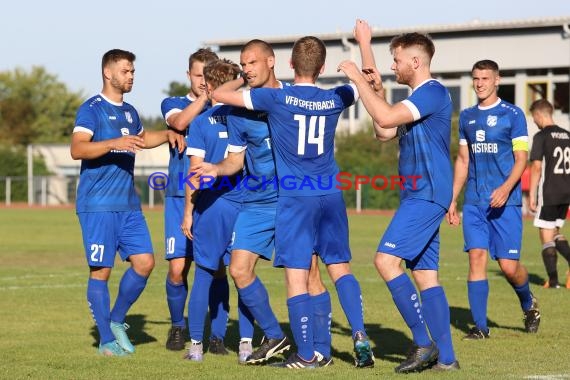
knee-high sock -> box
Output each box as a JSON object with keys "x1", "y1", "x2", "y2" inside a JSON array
[
  {"x1": 467, "y1": 279, "x2": 489, "y2": 332},
  {"x1": 421, "y1": 286, "x2": 456, "y2": 365},
  {"x1": 87, "y1": 278, "x2": 114, "y2": 344},
  {"x1": 512, "y1": 279, "x2": 533, "y2": 311},
  {"x1": 287, "y1": 293, "x2": 314, "y2": 361},
  {"x1": 386, "y1": 273, "x2": 431, "y2": 346},
  {"x1": 311, "y1": 290, "x2": 332, "y2": 358},
  {"x1": 166, "y1": 278, "x2": 187, "y2": 327},
  {"x1": 209, "y1": 276, "x2": 230, "y2": 340},
  {"x1": 542, "y1": 244, "x2": 558, "y2": 286},
  {"x1": 188, "y1": 265, "x2": 214, "y2": 342},
  {"x1": 238, "y1": 295, "x2": 255, "y2": 340},
  {"x1": 554, "y1": 235, "x2": 570, "y2": 265},
  {"x1": 110, "y1": 267, "x2": 148, "y2": 323},
  {"x1": 237, "y1": 277, "x2": 283, "y2": 339},
  {"x1": 335, "y1": 274, "x2": 365, "y2": 338}
]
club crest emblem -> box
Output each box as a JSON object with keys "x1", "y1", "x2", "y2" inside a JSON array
[
  {"x1": 125, "y1": 111, "x2": 133, "y2": 124},
  {"x1": 486, "y1": 115, "x2": 497, "y2": 127},
  {"x1": 120, "y1": 128, "x2": 130, "y2": 136}
]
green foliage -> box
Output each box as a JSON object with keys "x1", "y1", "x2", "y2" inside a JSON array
[
  {"x1": 165, "y1": 81, "x2": 188, "y2": 97},
  {"x1": 335, "y1": 123, "x2": 401, "y2": 209},
  {"x1": 141, "y1": 115, "x2": 165, "y2": 131},
  {"x1": 0, "y1": 66, "x2": 84, "y2": 146},
  {"x1": 336, "y1": 115, "x2": 461, "y2": 210}
]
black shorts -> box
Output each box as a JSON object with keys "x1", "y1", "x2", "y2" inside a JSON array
[{"x1": 533, "y1": 204, "x2": 569, "y2": 229}]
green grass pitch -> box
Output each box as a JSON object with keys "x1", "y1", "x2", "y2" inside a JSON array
[{"x1": 1, "y1": 207, "x2": 569, "y2": 379}]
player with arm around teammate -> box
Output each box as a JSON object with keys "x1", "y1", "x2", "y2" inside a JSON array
[
  {"x1": 213, "y1": 36, "x2": 374, "y2": 369},
  {"x1": 160, "y1": 48, "x2": 226, "y2": 351}
]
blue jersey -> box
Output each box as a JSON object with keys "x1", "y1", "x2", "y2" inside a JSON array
[
  {"x1": 161, "y1": 95, "x2": 209, "y2": 197},
  {"x1": 397, "y1": 79, "x2": 453, "y2": 209},
  {"x1": 459, "y1": 98, "x2": 528, "y2": 206},
  {"x1": 227, "y1": 107, "x2": 277, "y2": 203},
  {"x1": 244, "y1": 83, "x2": 358, "y2": 196},
  {"x1": 74, "y1": 94, "x2": 143, "y2": 213},
  {"x1": 186, "y1": 104, "x2": 242, "y2": 202}
]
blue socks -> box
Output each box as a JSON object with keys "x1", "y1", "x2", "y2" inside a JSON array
[
  {"x1": 311, "y1": 291, "x2": 332, "y2": 358},
  {"x1": 238, "y1": 295, "x2": 255, "y2": 340},
  {"x1": 166, "y1": 278, "x2": 187, "y2": 327},
  {"x1": 110, "y1": 267, "x2": 148, "y2": 324},
  {"x1": 87, "y1": 278, "x2": 114, "y2": 345},
  {"x1": 467, "y1": 279, "x2": 489, "y2": 332},
  {"x1": 386, "y1": 273, "x2": 431, "y2": 347},
  {"x1": 512, "y1": 279, "x2": 533, "y2": 311},
  {"x1": 287, "y1": 293, "x2": 314, "y2": 361},
  {"x1": 421, "y1": 286, "x2": 456, "y2": 365},
  {"x1": 188, "y1": 265, "x2": 214, "y2": 342},
  {"x1": 335, "y1": 274, "x2": 365, "y2": 338},
  {"x1": 209, "y1": 276, "x2": 230, "y2": 340},
  {"x1": 237, "y1": 277, "x2": 283, "y2": 339}
]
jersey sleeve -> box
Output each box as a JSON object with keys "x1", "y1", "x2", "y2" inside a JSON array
[
  {"x1": 402, "y1": 81, "x2": 448, "y2": 122},
  {"x1": 160, "y1": 97, "x2": 179, "y2": 123},
  {"x1": 458, "y1": 111, "x2": 468, "y2": 145},
  {"x1": 186, "y1": 119, "x2": 206, "y2": 158},
  {"x1": 510, "y1": 107, "x2": 528, "y2": 151},
  {"x1": 529, "y1": 131, "x2": 545, "y2": 162},
  {"x1": 244, "y1": 88, "x2": 276, "y2": 111},
  {"x1": 227, "y1": 113, "x2": 247, "y2": 153},
  {"x1": 335, "y1": 84, "x2": 359, "y2": 107},
  {"x1": 73, "y1": 102, "x2": 97, "y2": 136}
]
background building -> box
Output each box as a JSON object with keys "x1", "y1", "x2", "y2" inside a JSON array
[{"x1": 206, "y1": 16, "x2": 570, "y2": 136}]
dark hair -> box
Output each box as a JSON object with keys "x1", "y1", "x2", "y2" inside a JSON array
[
  {"x1": 529, "y1": 98, "x2": 554, "y2": 114},
  {"x1": 101, "y1": 49, "x2": 135, "y2": 71},
  {"x1": 389, "y1": 33, "x2": 435, "y2": 60},
  {"x1": 291, "y1": 36, "x2": 326, "y2": 79},
  {"x1": 241, "y1": 39, "x2": 275, "y2": 57},
  {"x1": 472, "y1": 59, "x2": 499, "y2": 73},
  {"x1": 189, "y1": 48, "x2": 219, "y2": 70},
  {"x1": 204, "y1": 59, "x2": 241, "y2": 88}
]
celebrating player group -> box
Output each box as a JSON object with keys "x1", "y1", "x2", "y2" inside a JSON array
[{"x1": 71, "y1": 17, "x2": 568, "y2": 373}]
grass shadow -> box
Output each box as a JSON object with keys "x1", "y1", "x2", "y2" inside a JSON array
[{"x1": 90, "y1": 313, "x2": 157, "y2": 348}]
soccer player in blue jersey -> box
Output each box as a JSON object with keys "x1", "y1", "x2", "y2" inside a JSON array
[
  {"x1": 213, "y1": 36, "x2": 373, "y2": 370},
  {"x1": 180, "y1": 59, "x2": 243, "y2": 362},
  {"x1": 71, "y1": 49, "x2": 185, "y2": 356},
  {"x1": 192, "y1": 40, "x2": 292, "y2": 365},
  {"x1": 338, "y1": 19, "x2": 459, "y2": 372},
  {"x1": 160, "y1": 48, "x2": 223, "y2": 351},
  {"x1": 447, "y1": 60, "x2": 540, "y2": 338},
  {"x1": 528, "y1": 99, "x2": 570, "y2": 289}
]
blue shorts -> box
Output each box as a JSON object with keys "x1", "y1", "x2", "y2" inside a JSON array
[
  {"x1": 462, "y1": 204, "x2": 522, "y2": 260},
  {"x1": 78, "y1": 211, "x2": 153, "y2": 268},
  {"x1": 232, "y1": 202, "x2": 276, "y2": 261},
  {"x1": 378, "y1": 198, "x2": 445, "y2": 270},
  {"x1": 164, "y1": 196, "x2": 193, "y2": 260},
  {"x1": 192, "y1": 191, "x2": 241, "y2": 271},
  {"x1": 274, "y1": 192, "x2": 351, "y2": 269}
]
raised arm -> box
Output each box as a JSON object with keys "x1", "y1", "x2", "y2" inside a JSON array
[
  {"x1": 166, "y1": 92, "x2": 208, "y2": 132},
  {"x1": 212, "y1": 77, "x2": 247, "y2": 108}
]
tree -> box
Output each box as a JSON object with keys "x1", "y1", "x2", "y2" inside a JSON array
[{"x1": 0, "y1": 66, "x2": 84, "y2": 146}]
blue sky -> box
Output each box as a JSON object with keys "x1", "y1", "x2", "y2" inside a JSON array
[{"x1": 1, "y1": 0, "x2": 569, "y2": 118}]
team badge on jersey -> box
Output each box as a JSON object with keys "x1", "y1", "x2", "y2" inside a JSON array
[
  {"x1": 120, "y1": 128, "x2": 130, "y2": 136},
  {"x1": 125, "y1": 111, "x2": 133, "y2": 124},
  {"x1": 486, "y1": 115, "x2": 497, "y2": 127}
]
